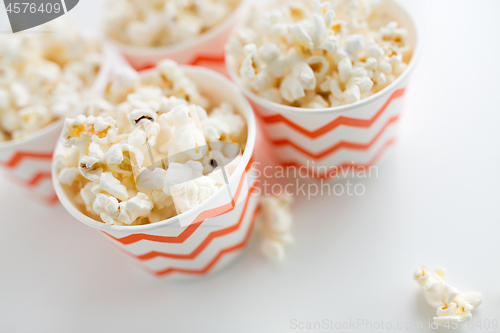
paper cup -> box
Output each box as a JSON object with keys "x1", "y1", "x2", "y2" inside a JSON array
[
  {"x1": 53, "y1": 66, "x2": 259, "y2": 279},
  {"x1": 0, "y1": 46, "x2": 113, "y2": 205},
  {"x1": 106, "y1": 0, "x2": 250, "y2": 75},
  {"x1": 226, "y1": 0, "x2": 422, "y2": 179}
]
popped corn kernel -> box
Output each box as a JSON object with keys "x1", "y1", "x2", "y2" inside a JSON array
[{"x1": 414, "y1": 266, "x2": 483, "y2": 327}]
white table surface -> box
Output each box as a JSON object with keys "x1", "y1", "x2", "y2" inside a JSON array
[{"x1": 1, "y1": 1, "x2": 500, "y2": 332}]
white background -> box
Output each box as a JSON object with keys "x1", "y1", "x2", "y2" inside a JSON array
[{"x1": 1, "y1": 0, "x2": 500, "y2": 332}]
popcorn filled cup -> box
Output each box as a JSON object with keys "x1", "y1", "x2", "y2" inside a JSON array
[
  {"x1": 0, "y1": 21, "x2": 113, "y2": 205},
  {"x1": 52, "y1": 65, "x2": 259, "y2": 279},
  {"x1": 104, "y1": 0, "x2": 250, "y2": 74},
  {"x1": 226, "y1": 0, "x2": 422, "y2": 179}
]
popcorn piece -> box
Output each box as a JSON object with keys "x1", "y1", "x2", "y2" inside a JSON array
[
  {"x1": 128, "y1": 108, "x2": 157, "y2": 126},
  {"x1": 61, "y1": 115, "x2": 118, "y2": 148},
  {"x1": 256, "y1": 194, "x2": 294, "y2": 261},
  {"x1": 280, "y1": 76, "x2": 306, "y2": 103},
  {"x1": 165, "y1": 104, "x2": 207, "y2": 159},
  {"x1": 58, "y1": 167, "x2": 81, "y2": 185},
  {"x1": 92, "y1": 193, "x2": 120, "y2": 225},
  {"x1": 106, "y1": 67, "x2": 140, "y2": 103},
  {"x1": 414, "y1": 266, "x2": 483, "y2": 327},
  {"x1": 88, "y1": 116, "x2": 119, "y2": 145},
  {"x1": 117, "y1": 193, "x2": 154, "y2": 225},
  {"x1": 104, "y1": 143, "x2": 145, "y2": 175},
  {"x1": 229, "y1": 0, "x2": 411, "y2": 108},
  {"x1": 169, "y1": 176, "x2": 219, "y2": 214},
  {"x1": 344, "y1": 34, "x2": 365, "y2": 58},
  {"x1": 92, "y1": 172, "x2": 129, "y2": 201}
]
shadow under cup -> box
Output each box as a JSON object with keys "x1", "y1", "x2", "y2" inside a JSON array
[{"x1": 226, "y1": 0, "x2": 422, "y2": 180}]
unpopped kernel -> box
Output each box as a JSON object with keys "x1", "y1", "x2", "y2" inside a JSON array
[
  {"x1": 414, "y1": 266, "x2": 483, "y2": 326},
  {"x1": 227, "y1": 0, "x2": 412, "y2": 108},
  {"x1": 104, "y1": 0, "x2": 242, "y2": 47},
  {"x1": 56, "y1": 60, "x2": 247, "y2": 226},
  {"x1": 0, "y1": 19, "x2": 102, "y2": 142}
]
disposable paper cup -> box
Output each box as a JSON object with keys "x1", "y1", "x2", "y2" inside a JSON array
[
  {"x1": 105, "y1": 0, "x2": 250, "y2": 74},
  {"x1": 226, "y1": 0, "x2": 422, "y2": 179},
  {"x1": 53, "y1": 66, "x2": 259, "y2": 279},
  {"x1": 0, "y1": 46, "x2": 113, "y2": 205}
]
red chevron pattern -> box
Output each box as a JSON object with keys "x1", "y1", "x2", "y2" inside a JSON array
[
  {"x1": 0, "y1": 151, "x2": 53, "y2": 169},
  {"x1": 2, "y1": 167, "x2": 59, "y2": 206},
  {"x1": 103, "y1": 157, "x2": 254, "y2": 245},
  {"x1": 5, "y1": 170, "x2": 52, "y2": 188},
  {"x1": 119, "y1": 182, "x2": 258, "y2": 261},
  {"x1": 154, "y1": 206, "x2": 259, "y2": 277},
  {"x1": 258, "y1": 88, "x2": 405, "y2": 139},
  {"x1": 272, "y1": 115, "x2": 399, "y2": 160},
  {"x1": 282, "y1": 138, "x2": 396, "y2": 180}
]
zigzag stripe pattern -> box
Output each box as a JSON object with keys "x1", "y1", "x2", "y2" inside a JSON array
[
  {"x1": 282, "y1": 138, "x2": 396, "y2": 180},
  {"x1": 103, "y1": 157, "x2": 254, "y2": 245},
  {"x1": 0, "y1": 151, "x2": 53, "y2": 169},
  {"x1": 259, "y1": 88, "x2": 405, "y2": 139},
  {"x1": 272, "y1": 115, "x2": 399, "y2": 160},
  {"x1": 154, "y1": 206, "x2": 259, "y2": 277},
  {"x1": 0, "y1": 150, "x2": 58, "y2": 205},
  {"x1": 119, "y1": 182, "x2": 258, "y2": 261}
]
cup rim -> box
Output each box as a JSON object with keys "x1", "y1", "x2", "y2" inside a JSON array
[
  {"x1": 52, "y1": 65, "x2": 257, "y2": 233},
  {"x1": 0, "y1": 44, "x2": 113, "y2": 150},
  {"x1": 225, "y1": 0, "x2": 423, "y2": 115},
  {"x1": 104, "y1": 0, "x2": 250, "y2": 56}
]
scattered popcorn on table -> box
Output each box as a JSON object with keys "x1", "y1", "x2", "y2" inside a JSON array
[
  {"x1": 256, "y1": 194, "x2": 294, "y2": 261},
  {"x1": 104, "y1": 0, "x2": 242, "y2": 47},
  {"x1": 414, "y1": 266, "x2": 483, "y2": 326},
  {"x1": 227, "y1": 0, "x2": 412, "y2": 108},
  {"x1": 56, "y1": 60, "x2": 247, "y2": 226},
  {"x1": 0, "y1": 19, "x2": 102, "y2": 142}
]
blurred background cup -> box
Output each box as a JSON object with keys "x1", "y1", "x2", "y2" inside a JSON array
[
  {"x1": 104, "y1": 0, "x2": 250, "y2": 75},
  {"x1": 226, "y1": 0, "x2": 422, "y2": 180},
  {"x1": 52, "y1": 66, "x2": 260, "y2": 279},
  {"x1": 0, "y1": 46, "x2": 112, "y2": 205}
]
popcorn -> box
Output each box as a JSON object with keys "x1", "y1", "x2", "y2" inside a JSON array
[
  {"x1": 57, "y1": 60, "x2": 247, "y2": 226},
  {"x1": 228, "y1": 0, "x2": 412, "y2": 108},
  {"x1": 92, "y1": 172, "x2": 129, "y2": 201},
  {"x1": 0, "y1": 18, "x2": 102, "y2": 141},
  {"x1": 58, "y1": 167, "x2": 82, "y2": 185},
  {"x1": 168, "y1": 161, "x2": 219, "y2": 213},
  {"x1": 105, "y1": 67, "x2": 140, "y2": 104},
  {"x1": 117, "y1": 193, "x2": 154, "y2": 225},
  {"x1": 414, "y1": 266, "x2": 483, "y2": 326},
  {"x1": 256, "y1": 194, "x2": 294, "y2": 261},
  {"x1": 104, "y1": 0, "x2": 242, "y2": 47},
  {"x1": 61, "y1": 115, "x2": 119, "y2": 149}
]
